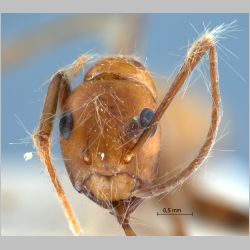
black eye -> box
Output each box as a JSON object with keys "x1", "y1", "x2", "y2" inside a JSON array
[
  {"x1": 140, "y1": 108, "x2": 157, "y2": 136},
  {"x1": 122, "y1": 117, "x2": 141, "y2": 140},
  {"x1": 140, "y1": 108, "x2": 154, "y2": 128},
  {"x1": 59, "y1": 112, "x2": 73, "y2": 140}
]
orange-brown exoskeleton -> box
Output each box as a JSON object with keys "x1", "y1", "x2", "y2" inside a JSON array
[{"x1": 33, "y1": 31, "x2": 221, "y2": 236}]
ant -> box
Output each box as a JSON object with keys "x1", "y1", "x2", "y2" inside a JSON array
[{"x1": 32, "y1": 28, "x2": 221, "y2": 236}]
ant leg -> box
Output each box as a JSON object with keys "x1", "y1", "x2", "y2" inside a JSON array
[
  {"x1": 121, "y1": 217, "x2": 136, "y2": 236},
  {"x1": 110, "y1": 198, "x2": 144, "y2": 236},
  {"x1": 32, "y1": 55, "x2": 89, "y2": 236},
  {"x1": 115, "y1": 203, "x2": 136, "y2": 236},
  {"x1": 130, "y1": 34, "x2": 221, "y2": 198}
]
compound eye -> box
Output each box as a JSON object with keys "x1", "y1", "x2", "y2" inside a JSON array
[
  {"x1": 140, "y1": 108, "x2": 157, "y2": 136},
  {"x1": 122, "y1": 117, "x2": 141, "y2": 140},
  {"x1": 140, "y1": 108, "x2": 154, "y2": 128},
  {"x1": 59, "y1": 112, "x2": 73, "y2": 140}
]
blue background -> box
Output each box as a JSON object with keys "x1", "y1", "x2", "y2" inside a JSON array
[{"x1": 1, "y1": 13, "x2": 249, "y2": 167}]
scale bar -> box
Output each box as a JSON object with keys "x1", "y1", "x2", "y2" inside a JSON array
[{"x1": 157, "y1": 212, "x2": 193, "y2": 216}]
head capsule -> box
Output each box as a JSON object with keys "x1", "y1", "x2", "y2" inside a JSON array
[{"x1": 59, "y1": 56, "x2": 160, "y2": 205}]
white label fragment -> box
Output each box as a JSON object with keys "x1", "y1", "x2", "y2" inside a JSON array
[{"x1": 24, "y1": 152, "x2": 33, "y2": 161}]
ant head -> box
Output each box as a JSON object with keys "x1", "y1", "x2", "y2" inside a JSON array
[{"x1": 59, "y1": 57, "x2": 160, "y2": 203}]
